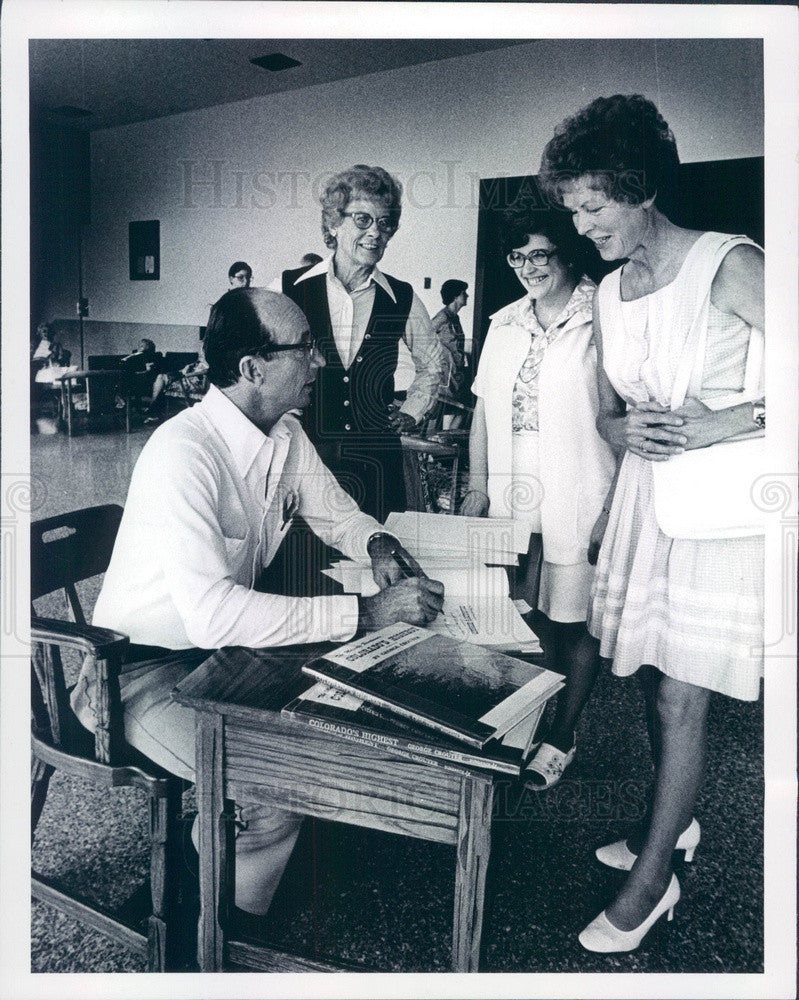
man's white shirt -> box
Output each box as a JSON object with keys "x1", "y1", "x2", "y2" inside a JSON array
[{"x1": 92, "y1": 384, "x2": 382, "y2": 650}]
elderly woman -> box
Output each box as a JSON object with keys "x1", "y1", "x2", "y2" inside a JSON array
[
  {"x1": 539, "y1": 94, "x2": 765, "y2": 952},
  {"x1": 281, "y1": 164, "x2": 445, "y2": 521},
  {"x1": 461, "y1": 201, "x2": 615, "y2": 789}
]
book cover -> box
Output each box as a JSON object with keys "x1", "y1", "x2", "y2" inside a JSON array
[
  {"x1": 282, "y1": 681, "x2": 555, "y2": 775},
  {"x1": 301, "y1": 623, "x2": 563, "y2": 749}
]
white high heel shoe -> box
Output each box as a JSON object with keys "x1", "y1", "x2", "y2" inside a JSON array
[
  {"x1": 578, "y1": 874, "x2": 680, "y2": 953},
  {"x1": 595, "y1": 818, "x2": 700, "y2": 871}
]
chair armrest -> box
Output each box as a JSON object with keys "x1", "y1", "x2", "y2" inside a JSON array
[
  {"x1": 31, "y1": 616, "x2": 129, "y2": 659},
  {"x1": 400, "y1": 435, "x2": 458, "y2": 458}
]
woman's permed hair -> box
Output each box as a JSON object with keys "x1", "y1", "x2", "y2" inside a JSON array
[
  {"x1": 538, "y1": 94, "x2": 680, "y2": 207},
  {"x1": 501, "y1": 197, "x2": 583, "y2": 273},
  {"x1": 320, "y1": 165, "x2": 403, "y2": 249}
]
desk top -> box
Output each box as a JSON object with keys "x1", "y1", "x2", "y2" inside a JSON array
[
  {"x1": 173, "y1": 643, "x2": 332, "y2": 723},
  {"x1": 55, "y1": 369, "x2": 119, "y2": 381},
  {"x1": 172, "y1": 643, "x2": 497, "y2": 785}
]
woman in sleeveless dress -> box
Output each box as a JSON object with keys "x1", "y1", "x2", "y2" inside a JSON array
[
  {"x1": 539, "y1": 95, "x2": 765, "y2": 952},
  {"x1": 463, "y1": 201, "x2": 615, "y2": 790}
]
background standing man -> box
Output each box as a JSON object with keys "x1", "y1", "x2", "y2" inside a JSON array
[
  {"x1": 431, "y1": 279, "x2": 470, "y2": 421},
  {"x1": 228, "y1": 260, "x2": 253, "y2": 288}
]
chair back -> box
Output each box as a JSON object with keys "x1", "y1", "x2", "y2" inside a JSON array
[
  {"x1": 31, "y1": 504, "x2": 126, "y2": 761},
  {"x1": 87, "y1": 354, "x2": 124, "y2": 370},
  {"x1": 31, "y1": 504, "x2": 123, "y2": 604},
  {"x1": 164, "y1": 351, "x2": 199, "y2": 374}
]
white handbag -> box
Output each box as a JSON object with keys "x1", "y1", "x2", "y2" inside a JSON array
[{"x1": 651, "y1": 284, "x2": 765, "y2": 540}]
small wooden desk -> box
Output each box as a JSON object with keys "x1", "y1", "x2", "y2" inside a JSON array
[
  {"x1": 55, "y1": 370, "x2": 132, "y2": 435},
  {"x1": 173, "y1": 645, "x2": 495, "y2": 973}
]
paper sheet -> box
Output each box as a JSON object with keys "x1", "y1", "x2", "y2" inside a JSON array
[
  {"x1": 426, "y1": 596, "x2": 541, "y2": 652},
  {"x1": 384, "y1": 511, "x2": 532, "y2": 561}
]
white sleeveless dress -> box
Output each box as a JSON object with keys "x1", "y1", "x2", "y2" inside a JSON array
[{"x1": 588, "y1": 232, "x2": 763, "y2": 701}]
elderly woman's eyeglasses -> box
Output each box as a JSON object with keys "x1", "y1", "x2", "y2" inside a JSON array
[
  {"x1": 341, "y1": 212, "x2": 398, "y2": 235},
  {"x1": 507, "y1": 248, "x2": 558, "y2": 269}
]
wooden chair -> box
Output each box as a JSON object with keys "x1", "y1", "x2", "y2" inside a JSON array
[
  {"x1": 401, "y1": 434, "x2": 461, "y2": 513},
  {"x1": 31, "y1": 504, "x2": 186, "y2": 971}
]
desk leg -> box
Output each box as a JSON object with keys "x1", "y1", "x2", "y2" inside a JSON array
[
  {"x1": 452, "y1": 777, "x2": 493, "y2": 972},
  {"x1": 63, "y1": 381, "x2": 73, "y2": 436},
  {"x1": 195, "y1": 711, "x2": 234, "y2": 971}
]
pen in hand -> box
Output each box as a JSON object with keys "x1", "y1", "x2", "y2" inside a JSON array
[
  {"x1": 391, "y1": 548, "x2": 419, "y2": 579},
  {"x1": 390, "y1": 548, "x2": 444, "y2": 620}
]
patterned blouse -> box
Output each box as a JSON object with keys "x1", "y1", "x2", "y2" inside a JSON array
[{"x1": 511, "y1": 276, "x2": 596, "y2": 432}]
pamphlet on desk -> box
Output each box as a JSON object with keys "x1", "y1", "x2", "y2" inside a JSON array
[
  {"x1": 323, "y1": 512, "x2": 542, "y2": 654},
  {"x1": 282, "y1": 678, "x2": 560, "y2": 776},
  {"x1": 301, "y1": 622, "x2": 563, "y2": 749}
]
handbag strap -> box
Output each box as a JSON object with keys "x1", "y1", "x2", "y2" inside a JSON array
[{"x1": 670, "y1": 235, "x2": 762, "y2": 409}]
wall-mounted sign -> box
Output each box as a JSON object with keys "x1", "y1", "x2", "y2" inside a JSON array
[{"x1": 129, "y1": 220, "x2": 160, "y2": 280}]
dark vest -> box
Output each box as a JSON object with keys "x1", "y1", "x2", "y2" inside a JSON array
[
  {"x1": 282, "y1": 266, "x2": 413, "y2": 443},
  {"x1": 282, "y1": 265, "x2": 413, "y2": 520}
]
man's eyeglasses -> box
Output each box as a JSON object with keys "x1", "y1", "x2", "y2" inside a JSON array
[
  {"x1": 341, "y1": 211, "x2": 398, "y2": 235},
  {"x1": 507, "y1": 248, "x2": 558, "y2": 269},
  {"x1": 250, "y1": 335, "x2": 318, "y2": 360}
]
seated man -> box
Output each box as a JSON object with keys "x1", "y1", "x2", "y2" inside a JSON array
[{"x1": 71, "y1": 288, "x2": 443, "y2": 919}]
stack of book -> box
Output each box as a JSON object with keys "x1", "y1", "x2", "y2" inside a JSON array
[
  {"x1": 322, "y1": 511, "x2": 542, "y2": 654},
  {"x1": 283, "y1": 622, "x2": 563, "y2": 776}
]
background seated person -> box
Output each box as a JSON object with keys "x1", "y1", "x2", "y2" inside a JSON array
[
  {"x1": 120, "y1": 338, "x2": 165, "y2": 418},
  {"x1": 72, "y1": 287, "x2": 443, "y2": 921},
  {"x1": 31, "y1": 322, "x2": 52, "y2": 366}
]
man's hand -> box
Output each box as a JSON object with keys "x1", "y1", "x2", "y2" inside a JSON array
[
  {"x1": 358, "y1": 576, "x2": 445, "y2": 631},
  {"x1": 387, "y1": 404, "x2": 418, "y2": 434},
  {"x1": 368, "y1": 534, "x2": 424, "y2": 588}
]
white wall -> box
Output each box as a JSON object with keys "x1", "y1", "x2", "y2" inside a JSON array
[{"x1": 41, "y1": 37, "x2": 763, "y2": 351}]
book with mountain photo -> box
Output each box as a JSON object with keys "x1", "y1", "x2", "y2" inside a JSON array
[
  {"x1": 301, "y1": 622, "x2": 563, "y2": 749},
  {"x1": 282, "y1": 679, "x2": 559, "y2": 775}
]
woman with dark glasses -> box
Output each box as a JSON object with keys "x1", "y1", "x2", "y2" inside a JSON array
[
  {"x1": 462, "y1": 200, "x2": 615, "y2": 788},
  {"x1": 281, "y1": 164, "x2": 445, "y2": 521}
]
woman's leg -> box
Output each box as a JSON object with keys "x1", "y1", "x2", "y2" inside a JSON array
[
  {"x1": 603, "y1": 673, "x2": 711, "y2": 931},
  {"x1": 623, "y1": 664, "x2": 662, "y2": 853},
  {"x1": 528, "y1": 611, "x2": 602, "y2": 754}
]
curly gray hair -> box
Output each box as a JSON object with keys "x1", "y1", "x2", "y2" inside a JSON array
[{"x1": 320, "y1": 164, "x2": 402, "y2": 249}]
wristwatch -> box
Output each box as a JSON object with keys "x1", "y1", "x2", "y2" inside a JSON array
[
  {"x1": 752, "y1": 400, "x2": 765, "y2": 430},
  {"x1": 366, "y1": 531, "x2": 397, "y2": 556}
]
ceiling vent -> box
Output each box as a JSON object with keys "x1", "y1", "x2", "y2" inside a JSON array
[{"x1": 250, "y1": 52, "x2": 301, "y2": 72}]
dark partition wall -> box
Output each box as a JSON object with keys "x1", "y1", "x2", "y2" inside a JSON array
[{"x1": 472, "y1": 157, "x2": 764, "y2": 372}]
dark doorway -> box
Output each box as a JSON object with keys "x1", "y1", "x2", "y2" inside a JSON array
[{"x1": 472, "y1": 157, "x2": 764, "y2": 371}]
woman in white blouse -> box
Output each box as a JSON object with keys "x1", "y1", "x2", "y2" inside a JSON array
[{"x1": 462, "y1": 202, "x2": 615, "y2": 788}]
